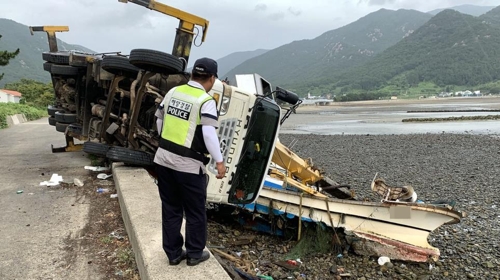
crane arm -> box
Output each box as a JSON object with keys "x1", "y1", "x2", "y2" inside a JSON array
[{"x1": 119, "y1": 0, "x2": 209, "y2": 63}]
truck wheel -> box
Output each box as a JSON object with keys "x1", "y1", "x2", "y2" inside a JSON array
[
  {"x1": 83, "y1": 142, "x2": 110, "y2": 157},
  {"x1": 48, "y1": 116, "x2": 57, "y2": 126},
  {"x1": 51, "y1": 65, "x2": 79, "y2": 76},
  {"x1": 55, "y1": 122, "x2": 69, "y2": 133},
  {"x1": 129, "y1": 49, "x2": 183, "y2": 75},
  {"x1": 55, "y1": 111, "x2": 77, "y2": 123},
  {"x1": 47, "y1": 105, "x2": 61, "y2": 116},
  {"x1": 101, "y1": 56, "x2": 140, "y2": 78},
  {"x1": 106, "y1": 146, "x2": 155, "y2": 167},
  {"x1": 42, "y1": 52, "x2": 70, "y2": 65},
  {"x1": 43, "y1": 62, "x2": 53, "y2": 72}
]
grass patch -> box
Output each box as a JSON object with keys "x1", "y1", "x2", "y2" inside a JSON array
[
  {"x1": 116, "y1": 248, "x2": 136, "y2": 267},
  {"x1": 286, "y1": 223, "x2": 337, "y2": 259},
  {"x1": 87, "y1": 154, "x2": 105, "y2": 166},
  {"x1": 0, "y1": 103, "x2": 46, "y2": 129},
  {"x1": 100, "y1": 236, "x2": 113, "y2": 245}
]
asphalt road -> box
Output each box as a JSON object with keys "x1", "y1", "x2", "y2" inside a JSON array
[{"x1": 0, "y1": 118, "x2": 102, "y2": 280}]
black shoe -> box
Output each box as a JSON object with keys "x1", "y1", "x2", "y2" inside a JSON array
[
  {"x1": 169, "y1": 250, "x2": 187, "y2": 265},
  {"x1": 186, "y1": 251, "x2": 210, "y2": 266}
]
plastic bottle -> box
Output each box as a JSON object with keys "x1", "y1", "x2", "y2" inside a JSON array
[{"x1": 96, "y1": 188, "x2": 110, "y2": 193}]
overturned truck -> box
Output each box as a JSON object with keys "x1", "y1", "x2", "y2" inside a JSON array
[{"x1": 32, "y1": 1, "x2": 463, "y2": 264}]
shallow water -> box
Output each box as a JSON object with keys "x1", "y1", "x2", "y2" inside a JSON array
[{"x1": 280, "y1": 98, "x2": 500, "y2": 135}]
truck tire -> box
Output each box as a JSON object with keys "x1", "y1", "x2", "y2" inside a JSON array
[
  {"x1": 48, "y1": 116, "x2": 57, "y2": 126},
  {"x1": 51, "y1": 65, "x2": 79, "y2": 76},
  {"x1": 106, "y1": 146, "x2": 155, "y2": 167},
  {"x1": 101, "y1": 55, "x2": 140, "y2": 78},
  {"x1": 55, "y1": 111, "x2": 77, "y2": 123},
  {"x1": 42, "y1": 52, "x2": 70, "y2": 65},
  {"x1": 83, "y1": 142, "x2": 110, "y2": 157},
  {"x1": 47, "y1": 105, "x2": 61, "y2": 116},
  {"x1": 55, "y1": 122, "x2": 69, "y2": 133},
  {"x1": 43, "y1": 62, "x2": 53, "y2": 72},
  {"x1": 129, "y1": 49, "x2": 183, "y2": 75}
]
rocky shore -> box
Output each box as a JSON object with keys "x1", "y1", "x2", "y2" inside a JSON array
[{"x1": 208, "y1": 133, "x2": 500, "y2": 280}]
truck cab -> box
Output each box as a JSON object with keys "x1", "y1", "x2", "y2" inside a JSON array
[{"x1": 206, "y1": 75, "x2": 282, "y2": 204}]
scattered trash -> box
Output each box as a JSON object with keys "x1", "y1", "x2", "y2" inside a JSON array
[
  {"x1": 40, "y1": 174, "x2": 63, "y2": 186},
  {"x1": 286, "y1": 259, "x2": 298, "y2": 266},
  {"x1": 73, "y1": 178, "x2": 84, "y2": 187},
  {"x1": 84, "y1": 166, "x2": 110, "y2": 172},
  {"x1": 235, "y1": 251, "x2": 242, "y2": 257},
  {"x1": 16, "y1": 190, "x2": 23, "y2": 194},
  {"x1": 296, "y1": 258, "x2": 302, "y2": 264},
  {"x1": 110, "y1": 194, "x2": 118, "y2": 198},
  {"x1": 337, "y1": 253, "x2": 343, "y2": 258},
  {"x1": 97, "y1": 188, "x2": 110, "y2": 193},
  {"x1": 378, "y1": 256, "x2": 391, "y2": 266},
  {"x1": 97, "y1": 173, "x2": 113, "y2": 180},
  {"x1": 429, "y1": 263, "x2": 434, "y2": 270},
  {"x1": 257, "y1": 276, "x2": 274, "y2": 280},
  {"x1": 109, "y1": 231, "x2": 124, "y2": 240},
  {"x1": 28, "y1": 193, "x2": 34, "y2": 195}
]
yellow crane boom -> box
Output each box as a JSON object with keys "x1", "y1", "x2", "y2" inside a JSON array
[{"x1": 119, "y1": 0, "x2": 209, "y2": 63}]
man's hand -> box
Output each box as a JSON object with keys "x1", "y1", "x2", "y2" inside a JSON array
[{"x1": 215, "y1": 161, "x2": 226, "y2": 179}]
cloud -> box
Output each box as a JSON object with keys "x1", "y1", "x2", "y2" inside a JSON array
[
  {"x1": 359, "y1": 0, "x2": 396, "y2": 6},
  {"x1": 255, "y1": 4, "x2": 267, "y2": 12},
  {"x1": 288, "y1": 7, "x2": 302, "y2": 16},
  {"x1": 268, "y1": 12, "x2": 285, "y2": 21}
]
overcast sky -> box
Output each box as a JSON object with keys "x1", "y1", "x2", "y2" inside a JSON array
[{"x1": 1, "y1": 0, "x2": 498, "y2": 66}]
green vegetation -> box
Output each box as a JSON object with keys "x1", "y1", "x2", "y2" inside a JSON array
[
  {"x1": 292, "y1": 7, "x2": 500, "y2": 100},
  {"x1": 0, "y1": 33, "x2": 19, "y2": 82},
  {"x1": 0, "y1": 18, "x2": 94, "y2": 87},
  {"x1": 225, "y1": 6, "x2": 500, "y2": 101},
  {"x1": 286, "y1": 224, "x2": 337, "y2": 259},
  {"x1": 225, "y1": 9, "x2": 432, "y2": 89},
  {"x1": 5, "y1": 79, "x2": 54, "y2": 107},
  {"x1": 116, "y1": 248, "x2": 136, "y2": 267},
  {"x1": 0, "y1": 103, "x2": 46, "y2": 128}
]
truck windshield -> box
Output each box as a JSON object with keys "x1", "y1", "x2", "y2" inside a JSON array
[{"x1": 228, "y1": 97, "x2": 280, "y2": 204}]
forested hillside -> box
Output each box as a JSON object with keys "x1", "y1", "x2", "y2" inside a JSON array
[
  {"x1": 328, "y1": 9, "x2": 500, "y2": 94},
  {"x1": 224, "y1": 9, "x2": 432, "y2": 88}
]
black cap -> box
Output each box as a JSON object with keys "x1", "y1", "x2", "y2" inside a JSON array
[{"x1": 193, "y1": 57, "x2": 218, "y2": 78}]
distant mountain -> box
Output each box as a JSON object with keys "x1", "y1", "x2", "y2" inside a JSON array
[
  {"x1": 335, "y1": 9, "x2": 500, "y2": 90},
  {"x1": 216, "y1": 49, "x2": 268, "y2": 78},
  {"x1": 0, "y1": 18, "x2": 94, "y2": 87},
  {"x1": 428, "y1": 4, "x2": 495, "y2": 16},
  {"x1": 481, "y1": 5, "x2": 500, "y2": 27},
  {"x1": 224, "y1": 9, "x2": 432, "y2": 90}
]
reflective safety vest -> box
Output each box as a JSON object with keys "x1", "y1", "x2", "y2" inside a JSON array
[{"x1": 159, "y1": 84, "x2": 214, "y2": 164}]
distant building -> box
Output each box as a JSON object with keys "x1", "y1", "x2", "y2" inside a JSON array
[
  {"x1": 0, "y1": 89, "x2": 22, "y2": 103},
  {"x1": 390, "y1": 96, "x2": 398, "y2": 100}
]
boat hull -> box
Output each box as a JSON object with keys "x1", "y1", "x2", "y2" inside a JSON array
[{"x1": 239, "y1": 183, "x2": 462, "y2": 262}]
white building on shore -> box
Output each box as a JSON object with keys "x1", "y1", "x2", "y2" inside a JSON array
[{"x1": 0, "y1": 89, "x2": 22, "y2": 103}]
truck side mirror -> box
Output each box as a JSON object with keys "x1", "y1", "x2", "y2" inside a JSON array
[{"x1": 275, "y1": 87, "x2": 299, "y2": 105}]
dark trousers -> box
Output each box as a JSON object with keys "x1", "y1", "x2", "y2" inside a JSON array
[{"x1": 156, "y1": 164, "x2": 207, "y2": 260}]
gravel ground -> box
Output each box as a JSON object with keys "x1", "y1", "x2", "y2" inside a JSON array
[{"x1": 208, "y1": 133, "x2": 500, "y2": 280}]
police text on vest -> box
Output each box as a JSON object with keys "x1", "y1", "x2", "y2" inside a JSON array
[{"x1": 167, "y1": 98, "x2": 192, "y2": 120}]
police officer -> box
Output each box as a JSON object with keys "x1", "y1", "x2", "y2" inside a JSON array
[{"x1": 154, "y1": 57, "x2": 226, "y2": 266}]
